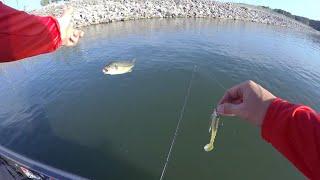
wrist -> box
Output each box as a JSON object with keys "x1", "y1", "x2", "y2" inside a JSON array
[
  {"x1": 57, "y1": 18, "x2": 65, "y2": 39},
  {"x1": 257, "y1": 96, "x2": 277, "y2": 127}
]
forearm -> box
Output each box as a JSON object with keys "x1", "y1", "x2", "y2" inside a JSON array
[
  {"x1": 262, "y1": 98, "x2": 320, "y2": 179},
  {"x1": 0, "y1": 2, "x2": 62, "y2": 62}
]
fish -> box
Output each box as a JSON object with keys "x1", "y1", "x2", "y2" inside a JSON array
[
  {"x1": 102, "y1": 59, "x2": 135, "y2": 75},
  {"x1": 204, "y1": 109, "x2": 220, "y2": 152}
]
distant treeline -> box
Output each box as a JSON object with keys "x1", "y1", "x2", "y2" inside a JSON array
[
  {"x1": 261, "y1": 6, "x2": 320, "y2": 31},
  {"x1": 40, "y1": 0, "x2": 69, "y2": 6}
]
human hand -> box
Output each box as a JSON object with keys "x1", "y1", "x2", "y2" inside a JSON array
[
  {"x1": 217, "y1": 80, "x2": 276, "y2": 126},
  {"x1": 57, "y1": 6, "x2": 84, "y2": 46}
]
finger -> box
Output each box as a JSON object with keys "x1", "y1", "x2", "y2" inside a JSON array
[
  {"x1": 217, "y1": 103, "x2": 244, "y2": 116},
  {"x1": 73, "y1": 29, "x2": 84, "y2": 38},
  {"x1": 218, "y1": 84, "x2": 243, "y2": 105},
  {"x1": 230, "y1": 98, "x2": 243, "y2": 104},
  {"x1": 64, "y1": 34, "x2": 78, "y2": 47},
  {"x1": 70, "y1": 34, "x2": 79, "y2": 44},
  {"x1": 78, "y1": 30, "x2": 84, "y2": 37},
  {"x1": 65, "y1": 39, "x2": 75, "y2": 46},
  {"x1": 218, "y1": 90, "x2": 234, "y2": 105}
]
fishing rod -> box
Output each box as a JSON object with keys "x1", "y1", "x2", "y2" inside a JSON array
[{"x1": 0, "y1": 145, "x2": 87, "y2": 180}]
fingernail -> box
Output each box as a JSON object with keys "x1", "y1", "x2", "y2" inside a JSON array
[{"x1": 217, "y1": 105, "x2": 223, "y2": 114}]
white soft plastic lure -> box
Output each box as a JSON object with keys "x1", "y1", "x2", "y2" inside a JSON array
[{"x1": 204, "y1": 109, "x2": 220, "y2": 152}]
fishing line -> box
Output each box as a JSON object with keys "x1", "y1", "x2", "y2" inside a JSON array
[
  {"x1": 159, "y1": 65, "x2": 197, "y2": 180},
  {"x1": 160, "y1": 64, "x2": 318, "y2": 178},
  {"x1": 205, "y1": 67, "x2": 319, "y2": 109},
  {"x1": 205, "y1": 70, "x2": 227, "y2": 91}
]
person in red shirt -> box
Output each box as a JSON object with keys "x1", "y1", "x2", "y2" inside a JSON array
[
  {"x1": 217, "y1": 80, "x2": 320, "y2": 179},
  {"x1": 0, "y1": 2, "x2": 84, "y2": 62},
  {"x1": 0, "y1": 3, "x2": 85, "y2": 178}
]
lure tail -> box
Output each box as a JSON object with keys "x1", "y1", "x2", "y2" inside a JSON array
[{"x1": 204, "y1": 109, "x2": 221, "y2": 152}]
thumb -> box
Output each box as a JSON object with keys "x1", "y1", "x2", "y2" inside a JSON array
[
  {"x1": 217, "y1": 103, "x2": 243, "y2": 116},
  {"x1": 62, "y1": 6, "x2": 73, "y2": 17}
]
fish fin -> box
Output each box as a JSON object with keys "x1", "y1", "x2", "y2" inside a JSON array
[
  {"x1": 132, "y1": 58, "x2": 136, "y2": 64},
  {"x1": 128, "y1": 69, "x2": 133, "y2": 72}
]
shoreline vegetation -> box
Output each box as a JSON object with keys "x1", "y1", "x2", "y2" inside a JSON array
[{"x1": 33, "y1": 0, "x2": 317, "y2": 33}]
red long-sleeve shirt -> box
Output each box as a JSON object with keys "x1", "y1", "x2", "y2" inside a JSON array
[
  {"x1": 262, "y1": 98, "x2": 320, "y2": 179},
  {"x1": 0, "y1": 2, "x2": 62, "y2": 62}
]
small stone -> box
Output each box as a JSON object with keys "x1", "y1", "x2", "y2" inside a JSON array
[{"x1": 29, "y1": 0, "x2": 311, "y2": 31}]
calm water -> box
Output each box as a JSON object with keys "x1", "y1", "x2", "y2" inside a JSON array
[{"x1": 1, "y1": 19, "x2": 320, "y2": 179}]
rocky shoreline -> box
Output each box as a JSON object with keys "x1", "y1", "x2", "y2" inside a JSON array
[{"x1": 33, "y1": 0, "x2": 314, "y2": 31}]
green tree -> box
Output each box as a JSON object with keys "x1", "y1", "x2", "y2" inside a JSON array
[{"x1": 40, "y1": 0, "x2": 50, "y2": 6}]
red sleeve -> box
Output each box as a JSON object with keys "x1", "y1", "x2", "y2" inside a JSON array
[
  {"x1": 0, "y1": 2, "x2": 62, "y2": 62},
  {"x1": 262, "y1": 98, "x2": 320, "y2": 179}
]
